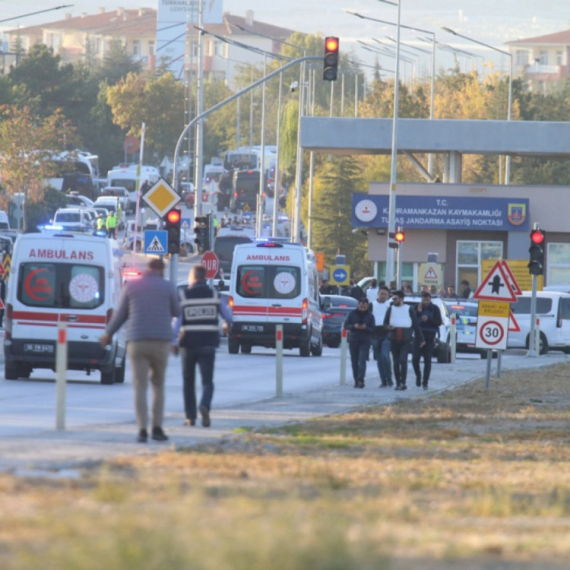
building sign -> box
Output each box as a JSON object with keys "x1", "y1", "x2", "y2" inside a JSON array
[
  {"x1": 352, "y1": 194, "x2": 530, "y2": 232},
  {"x1": 156, "y1": 0, "x2": 223, "y2": 80}
]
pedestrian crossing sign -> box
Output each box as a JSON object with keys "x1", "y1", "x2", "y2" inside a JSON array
[{"x1": 144, "y1": 230, "x2": 168, "y2": 254}]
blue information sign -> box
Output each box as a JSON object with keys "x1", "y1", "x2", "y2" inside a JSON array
[
  {"x1": 242, "y1": 212, "x2": 252, "y2": 223},
  {"x1": 351, "y1": 194, "x2": 530, "y2": 231},
  {"x1": 181, "y1": 217, "x2": 192, "y2": 230},
  {"x1": 144, "y1": 230, "x2": 168, "y2": 254}
]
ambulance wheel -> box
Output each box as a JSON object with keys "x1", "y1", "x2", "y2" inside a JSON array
[
  {"x1": 241, "y1": 343, "x2": 252, "y2": 354},
  {"x1": 311, "y1": 335, "x2": 323, "y2": 357},
  {"x1": 5, "y1": 361, "x2": 19, "y2": 380},
  {"x1": 228, "y1": 337, "x2": 239, "y2": 354},
  {"x1": 114, "y1": 357, "x2": 126, "y2": 384},
  {"x1": 299, "y1": 336, "x2": 311, "y2": 357},
  {"x1": 100, "y1": 367, "x2": 115, "y2": 385}
]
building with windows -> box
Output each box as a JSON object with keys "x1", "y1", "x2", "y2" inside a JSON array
[
  {"x1": 5, "y1": 8, "x2": 294, "y2": 85},
  {"x1": 507, "y1": 28, "x2": 570, "y2": 92}
]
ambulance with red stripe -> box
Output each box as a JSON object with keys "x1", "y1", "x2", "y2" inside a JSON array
[
  {"x1": 228, "y1": 241, "x2": 323, "y2": 356},
  {"x1": 4, "y1": 232, "x2": 126, "y2": 384}
]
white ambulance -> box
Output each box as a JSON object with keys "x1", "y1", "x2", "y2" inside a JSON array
[
  {"x1": 4, "y1": 232, "x2": 126, "y2": 384},
  {"x1": 228, "y1": 241, "x2": 323, "y2": 356}
]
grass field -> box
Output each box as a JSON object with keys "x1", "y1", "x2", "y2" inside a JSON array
[{"x1": 1, "y1": 362, "x2": 570, "y2": 569}]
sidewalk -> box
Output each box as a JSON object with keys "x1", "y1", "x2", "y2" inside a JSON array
[{"x1": 1, "y1": 350, "x2": 567, "y2": 476}]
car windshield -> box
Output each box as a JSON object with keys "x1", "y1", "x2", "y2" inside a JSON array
[
  {"x1": 56, "y1": 212, "x2": 81, "y2": 223},
  {"x1": 445, "y1": 303, "x2": 478, "y2": 317}
]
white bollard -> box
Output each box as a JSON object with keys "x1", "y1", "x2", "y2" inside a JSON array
[
  {"x1": 275, "y1": 325, "x2": 283, "y2": 398},
  {"x1": 535, "y1": 317, "x2": 541, "y2": 355},
  {"x1": 55, "y1": 322, "x2": 68, "y2": 430},
  {"x1": 450, "y1": 315, "x2": 457, "y2": 364},
  {"x1": 340, "y1": 327, "x2": 348, "y2": 386}
]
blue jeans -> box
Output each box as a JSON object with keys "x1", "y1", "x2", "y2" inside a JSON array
[
  {"x1": 180, "y1": 346, "x2": 216, "y2": 421},
  {"x1": 349, "y1": 340, "x2": 370, "y2": 385},
  {"x1": 372, "y1": 335, "x2": 392, "y2": 386}
]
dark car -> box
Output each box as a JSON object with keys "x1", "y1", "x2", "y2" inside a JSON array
[{"x1": 320, "y1": 294, "x2": 358, "y2": 348}]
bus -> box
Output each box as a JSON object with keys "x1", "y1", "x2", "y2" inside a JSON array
[
  {"x1": 48, "y1": 150, "x2": 100, "y2": 200},
  {"x1": 223, "y1": 146, "x2": 276, "y2": 173}
]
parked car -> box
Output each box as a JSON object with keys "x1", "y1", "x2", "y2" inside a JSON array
[
  {"x1": 64, "y1": 192, "x2": 94, "y2": 209},
  {"x1": 444, "y1": 300, "x2": 488, "y2": 358},
  {"x1": 100, "y1": 186, "x2": 131, "y2": 213},
  {"x1": 320, "y1": 294, "x2": 357, "y2": 348},
  {"x1": 52, "y1": 207, "x2": 93, "y2": 233},
  {"x1": 404, "y1": 295, "x2": 452, "y2": 363}
]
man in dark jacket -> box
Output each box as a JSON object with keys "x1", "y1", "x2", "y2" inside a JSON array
[
  {"x1": 412, "y1": 292, "x2": 443, "y2": 389},
  {"x1": 384, "y1": 290, "x2": 424, "y2": 391},
  {"x1": 173, "y1": 264, "x2": 232, "y2": 427},
  {"x1": 344, "y1": 298, "x2": 375, "y2": 388}
]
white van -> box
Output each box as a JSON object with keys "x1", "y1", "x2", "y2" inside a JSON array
[
  {"x1": 4, "y1": 232, "x2": 126, "y2": 383},
  {"x1": 228, "y1": 241, "x2": 323, "y2": 356},
  {"x1": 508, "y1": 291, "x2": 570, "y2": 354}
]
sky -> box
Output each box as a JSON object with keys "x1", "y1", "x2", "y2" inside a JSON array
[{"x1": 1, "y1": 1, "x2": 568, "y2": 76}]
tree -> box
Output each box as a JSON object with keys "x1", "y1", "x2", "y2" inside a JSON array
[
  {"x1": 0, "y1": 106, "x2": 76, "y2": 231},
  {"x1": 96, "y1": 40, "x2": 142, "y2": 85}
]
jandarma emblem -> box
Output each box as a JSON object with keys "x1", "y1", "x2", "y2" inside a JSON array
[{"x1": 507, "y1": 203, "x2": 526, "y2": 226}]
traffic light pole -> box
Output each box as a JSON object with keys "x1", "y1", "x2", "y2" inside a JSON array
[{"x1": 527, "y1": 274, "x2": 538, "y2": 357}]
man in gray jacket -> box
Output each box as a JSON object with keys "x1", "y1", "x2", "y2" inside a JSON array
[{"x1": 100, "y1": 258, "x2": 180, "y2": 443}]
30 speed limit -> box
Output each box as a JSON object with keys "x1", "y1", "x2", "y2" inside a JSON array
[{"x1": 476, "y1": 317, "x2": 508, "y2": 350}]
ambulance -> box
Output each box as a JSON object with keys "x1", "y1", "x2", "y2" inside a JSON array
[
  {"x1": 4, "y1": 232, "x2": 126, "y2": 384},
  {"x1": 228, "y1": 241, "x2": 323, "y2": 356}
]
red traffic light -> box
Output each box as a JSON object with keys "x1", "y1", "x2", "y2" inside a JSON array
[
  {"x1": 325, "y1": 37, "x2": 339, "y2": 52},
  {"x1": 530, "y1": 229, "x2": 545, "y2": 245},
  {"x1": 395, "y1": 231, "x2": 405, "y2": 243},
  {"x1": 166, "y1": 209, "x2": 181, "y2": 224}
]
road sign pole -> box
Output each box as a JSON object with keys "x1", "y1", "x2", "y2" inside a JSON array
[
  {"x1": 527, "y1": 274, "x2": 538, "y2": 357},
  {"x1": 169, "y1": 253, "x2": 178, "y2": 283},
  {"x1": 340, "y1": 328, "x2": 348, "y2": 385},
  {"x1": 535, "y1": 317, "x2": 541, "y2": 356},
  {"x1": 497, "y1": 349, "x2": 502, "y2": 378},
  {"x1": 276, "y1": 325, "x2": 283, "y2": 398},
  {"x1": 485, "y1": 349, "x2": 492, "y2": 390}
]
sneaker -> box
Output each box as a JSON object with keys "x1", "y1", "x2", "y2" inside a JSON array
[
  {"x1": 388, "y1": 381, "x2": 394, "y2": 387},
  {"x1": 423, "y1": 384, "x2": 428, "y2": 390},
  {"x1": 379, "y1": 383, "x2": 388, "y2": 388},
  {"x1": 137, "y1": 429, "x2": 148, "y2": 443},
  {"x1": 415, "y1": 375, "x2": 421, "y2": 387},
  {"x1": 151, "y1": 426, "x2": 169, "y2": 441},
  {"x1": 199, "y1": 405, "x2": 211, "y2": 428},
  {"x1": 183, "y1": 419, "x2": 196, "y2": 426}
]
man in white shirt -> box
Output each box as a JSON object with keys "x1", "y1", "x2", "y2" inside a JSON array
[
  {"x1": 383, "y1": 290, "x2": 425, "y2": 391},
  {"x1": 371, "y1": 286, "x2": 393, "y2": 387}
]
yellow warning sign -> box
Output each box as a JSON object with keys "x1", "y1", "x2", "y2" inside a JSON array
[
  {"x1": 478, "y1": 300, "x2": 510, "y2": 318},
  {"x1": 2, "y1": 253, "x2": 11, "y2": 279},
  {"x1": 142, "y1": 179, "x2": 181, "y2": 218},
  {"x1": 243, "y1": 203, "x2": 250, "y2": 212},
  {"x1": 418, "y1": 263, "x2": 442, "y2": 287}
]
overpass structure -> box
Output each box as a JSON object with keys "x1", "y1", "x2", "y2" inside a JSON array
[{"x1": 300, "y1": 117, "x2": 570, "y2": 182}]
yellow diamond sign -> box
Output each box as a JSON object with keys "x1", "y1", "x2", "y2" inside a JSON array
[{"x1": 142, "y1": 179, "x2": 181, "y2": 217}]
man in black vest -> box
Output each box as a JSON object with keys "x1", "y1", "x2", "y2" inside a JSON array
[{"x1": 173, "y1": 264, "x2": 232, "y2": 427}]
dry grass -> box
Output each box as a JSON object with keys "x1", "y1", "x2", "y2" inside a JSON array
[{"x1": 2, "y1": 363, "x2": 570, "y2": 569}]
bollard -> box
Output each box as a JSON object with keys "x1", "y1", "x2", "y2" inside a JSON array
[
  {"x1": 535, "y1": 317, "x2": 541, "y2": 355},
  {"x1": 275, "y1": 325, "x2": 283, "y2": 398},
  {"x1": 55, "y1": 322, "x2": 68, "y2": 430},
  {"x1": 450, "y1": 315, "x2": 457, "y2": 364},
  {"x1": 340, "y1": 327, "x2": 348, "y2": 386}
]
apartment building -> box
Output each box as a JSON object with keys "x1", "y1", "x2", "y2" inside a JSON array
[
  {"x1": 507, "y1": 28, "x2": 570, "y2": 92},
  {"x1": 5, "y1": 8, "x2": 294, "y2": 85}
]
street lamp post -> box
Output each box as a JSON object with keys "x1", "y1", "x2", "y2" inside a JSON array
[{"x1": 442, "y1": 27, "x2": 513, "y2": 184}]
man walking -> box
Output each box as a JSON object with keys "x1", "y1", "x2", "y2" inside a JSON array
[
  {"x1": 384, "y1": 290, "x2": 424, "y2": 391},
  {"x1": 371, "y1": 286, "x2": 392, "y2": 388},
  {"x1": 344, "y1": 298, "x2": 375, "y2": 388},
  {"x1": 173, "y1": 264, "x2": 232, "y2": 427},
  {"x1": 412, "y1": 291, "x2": 442, "y2": 390},
  {"x1": 100, "y1": 258, "x2": 180, "y2": 443},
  {"x1": 106, "y1": 210, "x2": 117, "y2": 239}
]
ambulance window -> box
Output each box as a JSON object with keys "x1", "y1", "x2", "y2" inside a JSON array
[
  {"x1": 19, "y1": 264, "x2": 56, "y2": 307},
  {"x1": 270, "y1": 266, "x2": 301, "y2": 299},
  {"x1": 237, "y1": 266, "x2": 265, "y2": 298},
  {"x1": 18, "y1": 263, "x2": 104, "y2": 309}
]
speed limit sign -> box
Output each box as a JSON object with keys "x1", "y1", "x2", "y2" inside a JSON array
[{"x1": 475, "y1": 301, "x2": 509, "y2": 350}]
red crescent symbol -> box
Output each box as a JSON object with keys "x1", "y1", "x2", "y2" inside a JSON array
[
  {"x1": 24, "y1": 268, "x2": 50, "y2": 301},
  {"x1": 241, "y1": 270, "x2": 258, "y2": 296}
]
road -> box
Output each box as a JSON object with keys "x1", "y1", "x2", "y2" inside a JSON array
[{"x1": 1, "y1": 333, "x2": 568, "y2": 474}]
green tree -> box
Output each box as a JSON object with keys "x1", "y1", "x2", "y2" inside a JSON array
[
  {"x1": 96, "y1": 40, "x2": 142, "y2": 85},
  {"x1": 0, "y1": 105, "x2": 77, "y2": 231}
]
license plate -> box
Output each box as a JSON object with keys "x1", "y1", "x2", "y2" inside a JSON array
[
  {"x1": 242, "y1": 325, "x2": 263, "y2": 332},
  {"x1": 23, "y1": 343, "x2": 54, "y2": 354}
]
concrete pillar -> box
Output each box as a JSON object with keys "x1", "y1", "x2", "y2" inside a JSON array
[{"x1": 443, "y1": 152, "x2": 463, "y2": 183}]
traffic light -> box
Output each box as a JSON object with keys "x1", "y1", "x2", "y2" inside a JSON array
[
  {"x1": 323, "y1": 36, "x2": 339, "y2": 81},
  {"x1": 388, "y1": 228, "x2": 405, "y2": 249},
  {"x1": 528, "y1": 228, "x2": 546, "y2": 276},
  {"x1": 194, "y1": 214, "x2": 210, "y2": 254},
  {"x1": 164, "y1": 207, "x2": 181, "y2": 255}
]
